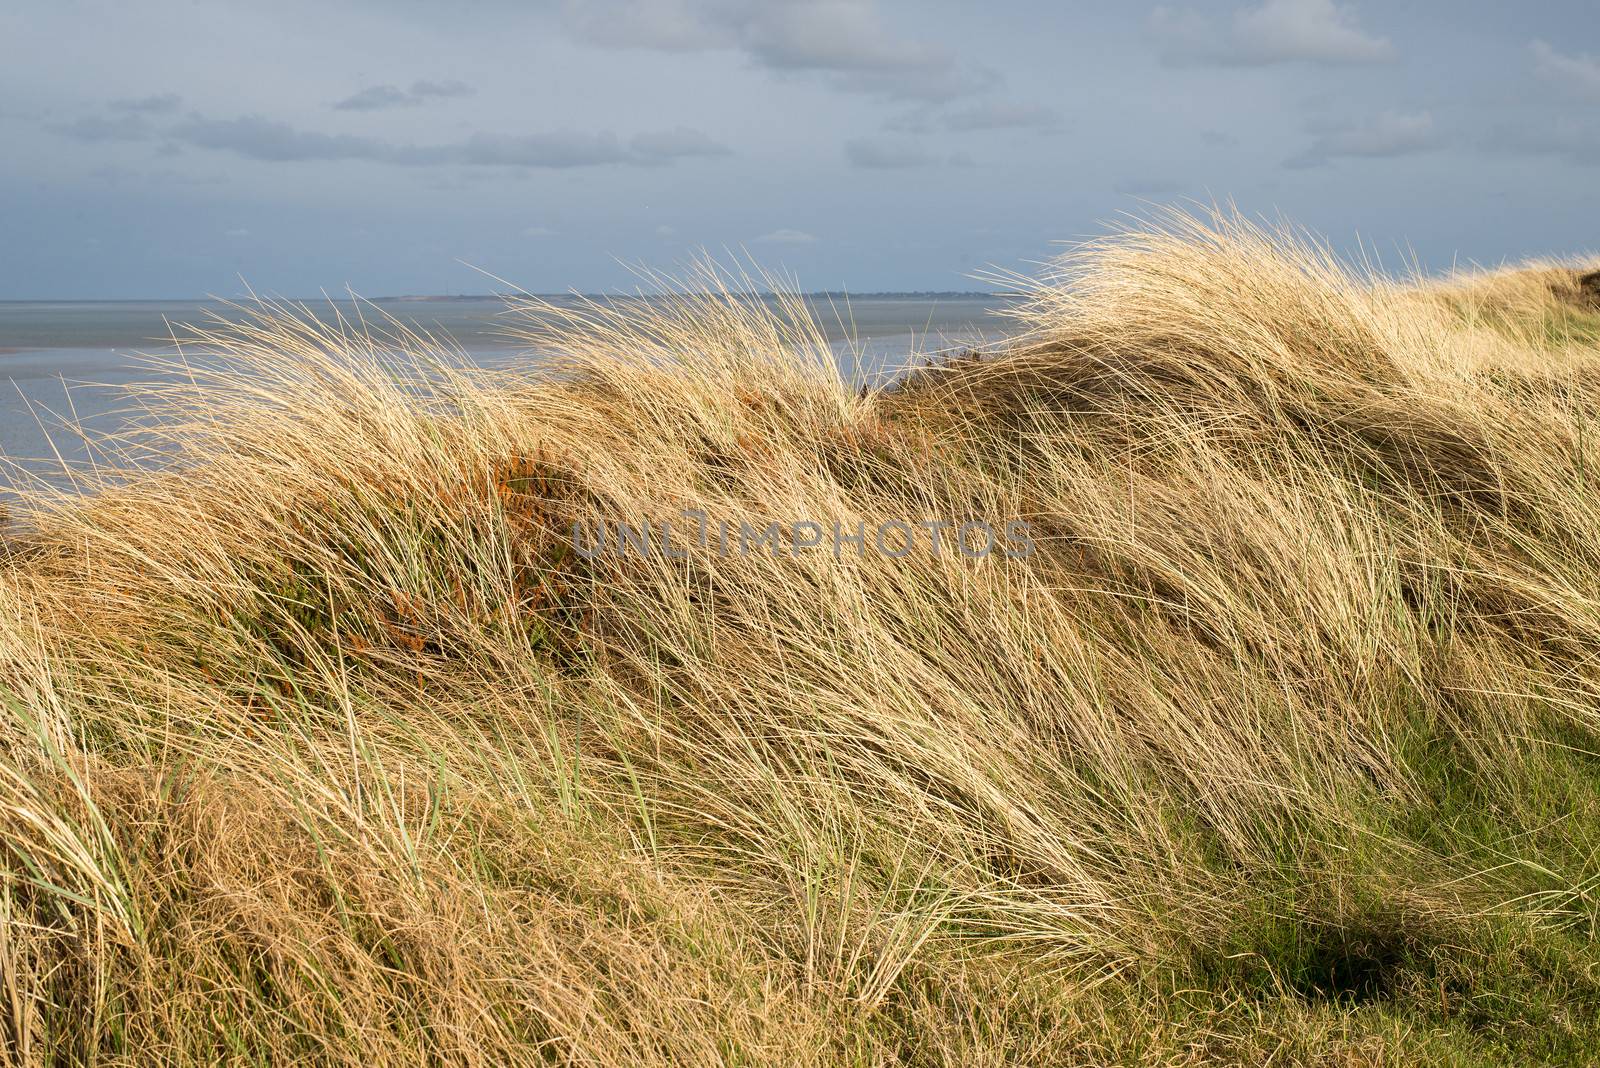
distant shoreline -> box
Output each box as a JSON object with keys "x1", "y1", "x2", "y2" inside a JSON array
[
  {"x1": 382, "y1": 290, "x2": 1002, "y2": 302},
  {"x1": 0, "y1": 291, "x2": 1002, "y2": 306}
]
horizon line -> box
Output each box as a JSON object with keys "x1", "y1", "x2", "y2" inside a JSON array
[{"x1": 0, "y1": 289, "x2": 1008, "y2": 305}]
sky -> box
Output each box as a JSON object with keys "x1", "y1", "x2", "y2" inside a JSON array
[{"x1": 1, "y1": 0, "x2": 1596, "y2": 299}]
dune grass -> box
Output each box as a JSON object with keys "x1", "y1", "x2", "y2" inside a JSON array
[{"x1": 2, "y1": 210, "x2": 1600, "y2": 1065}]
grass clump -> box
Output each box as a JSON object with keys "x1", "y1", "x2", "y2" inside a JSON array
[{"x1": 2, "y1": 210, "x2": 1600, "y2": 1064}]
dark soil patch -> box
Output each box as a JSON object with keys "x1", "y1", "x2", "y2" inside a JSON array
[{"x1": 1579, "y1": 271, "x2": 1600, "y2": 308}]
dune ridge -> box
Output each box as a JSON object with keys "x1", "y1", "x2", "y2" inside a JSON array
[{"x1": 2, "y1": 210, "x2": 1600, "y2": 1064}]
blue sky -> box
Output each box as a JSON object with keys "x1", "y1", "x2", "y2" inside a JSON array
[{"x1": 2, "y1": 0, "x2": 1596, "y2": 298}]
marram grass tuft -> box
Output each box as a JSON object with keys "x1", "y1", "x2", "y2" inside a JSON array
[{"x1": 3, "y1": 210, "x2": 1600, "y2": 1064}]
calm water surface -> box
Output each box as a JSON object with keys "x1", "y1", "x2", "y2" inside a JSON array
[{"x1": 0, "y1": 295, "x2": 1012, "y2": 489}]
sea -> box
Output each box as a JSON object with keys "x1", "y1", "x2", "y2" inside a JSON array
[{"x1": 0, "y1": 294, "x2": 1012, "y2": 490}]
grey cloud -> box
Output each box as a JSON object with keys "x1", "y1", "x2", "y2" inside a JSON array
[
  {"x1": 828, "y1": 64, "x2": 998, "y2": 104},
  {"x1": 1283, "y1": 109, "x2": 1436, "y2": 168},
  {"x1": 163, "y1": 113, "x2": 726, "y2": 168},
  {"x1": 332, "y1": 85, "x2": 413, "y2": 111},
  {"x1": 403, "y1": 131, "x2": 635, "y2": 167},
  {"x1": 109, "y1": 93, "x2": 183, "y2": 114},
  {"x1": 409, "y1": 79, "x2": 475, "y2": 99},
  {"x1": 51, "y1": 114, "x2": 158, "y2": 142},
  {"x1": 173, "y1": 115, "x2": 390, "y2": 161},
  {"x1": 1531, "y1": 41, "x2": 1600, "y2": 100},
  {"x1": 332, "y1": 79, "x2": 476, "y2": 110},
  {"x1": 1446, "y1": 41, "x2": 1599, "y2": 165},
  {"x1": 1481, "y1": 116, "x2": 1600, "y2": 166},
  {"x1": 754, "y1": 228, "x2": 817, "y2": 245},
  {"x1": 939, "y1": 101, "x2": 1063, "y2": 132},
  {"x1": 629, "y1": 126, "x2": 734, "y2": 161},
  {"x1": 1149, "y1": 0, "x2": 1394, "y2": 67},
  {"x1": 563, "y1": 0, "x2": 988, "y2": 102}
]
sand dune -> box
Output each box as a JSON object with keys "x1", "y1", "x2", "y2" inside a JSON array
[{"x1": 2, "y1": 210, "x2": 1599, "y2": 1064}]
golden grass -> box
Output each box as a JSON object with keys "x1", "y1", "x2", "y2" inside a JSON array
[{"x1": 3, "y1": 209, "x2": 1600, "y2": 1064}]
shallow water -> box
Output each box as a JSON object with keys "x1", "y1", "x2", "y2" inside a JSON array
[{"x1": 0, "y1": 295, "x2": 1011, "y2": 490}]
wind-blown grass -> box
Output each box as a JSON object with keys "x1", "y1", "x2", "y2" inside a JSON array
[{"x1": 2, "y1": 210, "x2": 1600, "y2": 1065}]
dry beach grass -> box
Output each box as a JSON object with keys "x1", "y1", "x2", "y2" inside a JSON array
[{"x1": 1, "y1": 211, "x2": 1600, "y2": 1064}]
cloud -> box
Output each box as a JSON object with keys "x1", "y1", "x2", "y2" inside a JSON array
[
  {"x1": 332, "y1": 79, "x2": 476, "y2": 110},
  {"x1": 49, "y1": 93, "x2": 182, "y2": 143},
  {"x1": 139, "y1": 113, "x2": 730, "y2": 168},
  {"x1": 1149, "y1": 0, "x2": 1393, "y2": 67},
  {"x1": 1283, "y1": 109, "x2": 1437, "y2": 168},
  {"x1": 844, "y1": 136, "x2": 941, "y2": 169},
  {"x1": 1479, "y1": 43, "x2": 1600, "y2": 164},
  {"x1": 50, "y1": 114, "x2": 157, "y2": 142},
  {"x1": 629, "y1": 125, "x2": 733, "y2": 161},
  {"x1": 522, "y1": 225, "x2": 556, "y2": 237},
  {"x1": 828, "y1": 65, "x2": 997, "y2": 104},
  {"x1": 172, "y1": 115, "x2": 395, "y2": 161},
  {"x1": 1531, "y1": 41, "x2": 1600, "y2": 100},
  {"x1": 412, "y1": 130, "x2": 636, "y2": 167},
  {"x1": 1480, "y1": 116, "x2": 1600, "y2": 166},
  {"x1": 224, "y1": 227, "x2": 251, "y2": 238},
  {"x1": 109, "y1": 93, "x2": 182, "y2": 114},
  {"x1": 409, "y1": 79, "x2": 475, "y2": 100},
  {"x1": 941, "y1": 100, "x2": 1062, "y2": 132},
  {"x1": 562, "y1": 0, "x2": 989, "y2": 102},
  {"x1": 332, "y1": 85, "x2": 412, "y2": 111},
  {"x1": 754, "y1": 228, "x2": 817, "y2": 245},
  {"x1": 655, "y1": 224, "x2": 677, "y2": 238}
]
